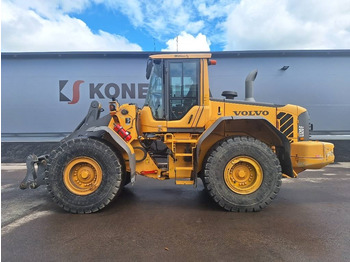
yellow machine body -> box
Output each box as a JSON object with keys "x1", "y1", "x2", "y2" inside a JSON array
[{"x1": 106, "y1": 53, "x2": 334, "y2": 184}]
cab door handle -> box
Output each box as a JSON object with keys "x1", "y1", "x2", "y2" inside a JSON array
[{"x1": 188, "y1": 114, "x2": 193, "y2": 124}]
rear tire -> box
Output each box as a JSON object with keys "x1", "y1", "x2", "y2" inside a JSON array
[
  {"x1": 46, "y1": 138, "x2": 124, "y2": 213},
  {"x1": 203, "y1": 136, "x2": 282, "y2": 212}
]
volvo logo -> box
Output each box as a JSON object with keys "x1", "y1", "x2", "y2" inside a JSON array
[{"x1": 233, "y1": 110, "x2": 269, "y2": 116}]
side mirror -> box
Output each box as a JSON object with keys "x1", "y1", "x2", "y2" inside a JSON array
[{"x1": 146, "y1": 59, "x2": 153, "y2": 80}]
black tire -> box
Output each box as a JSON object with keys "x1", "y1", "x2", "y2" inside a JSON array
[
  {"x1": 203, "y1": 136, "x2": 282, "y2": 212},
  {"x1": 46, "y1": 138, "x2": 124, "y2": 213}
]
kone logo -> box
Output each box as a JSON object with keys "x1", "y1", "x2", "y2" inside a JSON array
[
  {"x1": 59, "y1": 80, "x2": 149, "y2": 104},
  {"x1": 59, "y1": 80, "x2": 84, "y2": 104}
]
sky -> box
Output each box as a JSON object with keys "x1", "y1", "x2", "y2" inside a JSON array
[{"x1": 1, "y1": 0, "x2": 350, "y2": 52}]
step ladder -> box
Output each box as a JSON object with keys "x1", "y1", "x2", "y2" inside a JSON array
[{"x1": 165, "y1": 134, "x2": 198, "y2": 186}]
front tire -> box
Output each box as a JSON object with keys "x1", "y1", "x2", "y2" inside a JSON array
[
  {"x1": 203, "y1": 136, "x2": 282, "y2": 212},
  {"x1": 46, "y1": 138, "x2": 124, "y2": 213}
]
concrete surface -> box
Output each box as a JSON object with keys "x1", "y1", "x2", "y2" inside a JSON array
[{"x1": 1, "y1": 163, "x2": 350, "y2": 261}]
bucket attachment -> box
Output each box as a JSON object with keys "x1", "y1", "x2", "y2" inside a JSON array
[{"x1": 20, "y1": 154, "x2": 49, "y2": 189}]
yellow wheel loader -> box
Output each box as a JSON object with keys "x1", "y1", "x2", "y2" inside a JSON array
[{"x1": 20, "y1": 53, "x2": 334, "y2": 213}]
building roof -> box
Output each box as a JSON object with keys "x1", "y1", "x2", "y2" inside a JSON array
[{"x1": 2, "y1": 49, "x2": 350, "y2": 60}]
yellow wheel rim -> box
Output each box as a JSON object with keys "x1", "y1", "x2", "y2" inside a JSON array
[
  {"x1": 224, "y1": 156, "x2": 263, "y2": 195},
  {"x1": 63, "y1": 157, "x2": 102, "y2": 196}
]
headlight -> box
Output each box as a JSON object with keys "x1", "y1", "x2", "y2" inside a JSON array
[{"x1": 298, "y1": 111, "x2": 310, "y2": 141}]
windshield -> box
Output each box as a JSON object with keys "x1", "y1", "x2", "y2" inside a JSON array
[{"x1": 144, "y1": 61, "x2": 164, "y2": 120}]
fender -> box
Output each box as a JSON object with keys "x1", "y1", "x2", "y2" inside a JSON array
[
  {"x1": 63, "y1": 101, "x2": 136, "y2": 184},
  {"x1": 196, "y1": 116, "x2": 293, "y2": 177},
  {"x1": 87, "y1": 126, "x2": 136, "y2": 184}
]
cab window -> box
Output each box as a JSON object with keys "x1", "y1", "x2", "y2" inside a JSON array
[
  {"x1": 169, "y1": 61, "x2": 199, "y2": 120},
  {"x1": 145, "y1": 61, "x2": 165, "y2": 120}
]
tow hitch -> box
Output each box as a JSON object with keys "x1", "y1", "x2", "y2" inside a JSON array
[{"x1": 20, "y1": 154, "x2": 49, "y2": 189}]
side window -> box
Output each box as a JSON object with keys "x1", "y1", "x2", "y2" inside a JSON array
[
  {"x1": 169, "y1": 61, "x2": 198, "y2": 120},
  {"x1": 145, "y1": 61, "x2": 165, "y2": 120}
]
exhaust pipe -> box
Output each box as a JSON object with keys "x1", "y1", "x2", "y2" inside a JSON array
[{"x1": 245, "y1": 69, "x2": 258, "y2": 102}]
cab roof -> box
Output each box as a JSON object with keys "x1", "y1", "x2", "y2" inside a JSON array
[{"x1": 149, "y1": 53, "x2": 212, "y2": 59}]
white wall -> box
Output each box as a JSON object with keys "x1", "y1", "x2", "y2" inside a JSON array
[{"x1": 2, "y1": 51, "x2": 350, "y2": 141}]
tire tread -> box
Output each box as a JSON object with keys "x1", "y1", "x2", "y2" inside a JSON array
[{"x1": 203, "y1": 136, "x2": 282, "y2": 212}]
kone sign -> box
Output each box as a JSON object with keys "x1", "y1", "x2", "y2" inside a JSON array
[{"x1": 59, "y1": 80, "x2": 149, "y2": 104}]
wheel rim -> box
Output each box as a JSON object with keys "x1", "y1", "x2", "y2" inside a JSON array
[
  {"x1": 224, "y1": 156, "x2": 263, "y2": 195},
  {"x1": 63, "y1": 157, "x2": 103, "y2": 196}
]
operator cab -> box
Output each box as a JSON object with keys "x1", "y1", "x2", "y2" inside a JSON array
[
  {"x1": 145, "y1": 57, "x2": 199, "y2": 121},
  {"x1": 140, "y1": 53, "x2": 213, "y2": 135}
]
